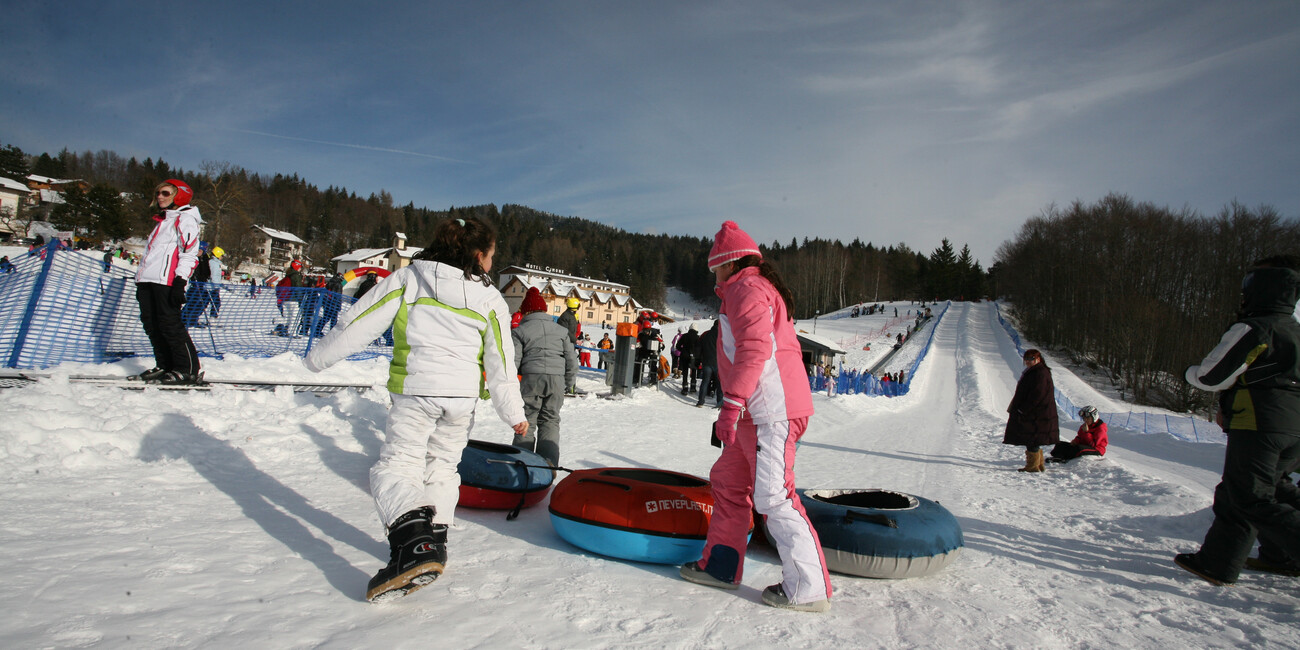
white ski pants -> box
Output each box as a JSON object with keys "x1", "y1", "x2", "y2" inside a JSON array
[{"x1": 370, "y1": 394, "x2": 477, "y2": 528}]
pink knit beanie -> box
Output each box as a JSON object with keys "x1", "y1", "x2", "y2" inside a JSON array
[{"x1": 707, "y1": 220, "x2": 761, "y2": 271}]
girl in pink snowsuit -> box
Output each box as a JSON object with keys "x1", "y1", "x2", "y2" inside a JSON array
[{"x1": 680, "y1": 221, "x2": 832, "y2": 612}]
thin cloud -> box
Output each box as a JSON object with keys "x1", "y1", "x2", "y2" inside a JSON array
[{"x1": 228, "y1": 128, "x2": 473, "y2": 164}]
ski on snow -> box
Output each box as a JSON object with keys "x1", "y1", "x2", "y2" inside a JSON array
[{"x1": 0, "y1": 371, "x2": 374, "y2": 394}]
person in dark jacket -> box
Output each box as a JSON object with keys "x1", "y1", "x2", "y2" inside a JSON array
[
  {"x1": 182, "y1": 247, "x2": 213, "y2": 328},
  {"x1": 1003, "y1": 348, "x2": 1059, "y2": 472},
  {"x1": 317, "y1": 271, "x2": 346, "y2": 337},
  {"x1": 354, "y1": 271, "x2": 378, "y2": 300},
  {"x1": 511, "y1": 287, "x2": 578, "y2": 466},
  {"x1": 637, "y1": 325, "x2": 664, "y2": 387},
  {"x1": 695, "y1": 320, "x2": 722, "y2": 408},
  {"x1": 677, "y1": 324, "x2": 700, "y2": 395},
  {"x1": 556, "y1": 297, "x2": 581, "y2": 394},
  {"x1": 1175, "y1": 255, "x2": 1300, "y2": 586}
]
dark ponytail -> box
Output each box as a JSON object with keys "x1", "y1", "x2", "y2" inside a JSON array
[
  {"x1": 414, "y1": 217, "x2": 496, "y2": 286},
  {"x1": 732, "y1": 255, "x2": 795, "y2": 319}
]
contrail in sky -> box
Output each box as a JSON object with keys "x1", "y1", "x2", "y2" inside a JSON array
[{"x1": 229, "y1": 128, "x2": 472, "y2": 164}]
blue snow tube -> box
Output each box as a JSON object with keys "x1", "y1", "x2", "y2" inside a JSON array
[
  {"x1": 457, "y1": 440, "x2": 554, "y2": 510},
  {"x1": 799, "y1": 488, "x2": 963, "y2": 579}
]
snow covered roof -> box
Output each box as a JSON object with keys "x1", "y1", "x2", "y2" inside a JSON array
[
  {"x1": 498, "y1": 265, "x2": 630, "y2": 291},
  {"x1": 796, "y1": 331, "x2": 847, "y2": 355},
  {"x1": 504, "y1": 277, "x2": 640, "y2": 309},
  {"x1": 331, "y1": 247, "x2": 391, "y2": 263},
  {"x1": 393, "y1": 246, "x2": 423, "y2": 259},
  {"x1": 611, "y1": 294, "x2": 642, "y2": 309},
  {"x1": 38, "y1": 189, "x2": 65, "y2": 204},
  {"x1": 26, "y1": 174, "x2": 81, "y2": 186},
  {"x1": 0, "y1": 177, "x2": 29, "y2": 193},
  {"x1": 252, "y1": 225, "x2": 307, "y2": 244}
]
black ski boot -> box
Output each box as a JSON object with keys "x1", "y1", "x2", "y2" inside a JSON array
[
  {"x1": 128, "y1": 367, "x2": 167, "y2": 382},
  {"x1": 153, "y1": 370, "x2": 205, "y2": 386},
  {"x1": 366, "y1": 506, "x2": 447, "y2": 603}
]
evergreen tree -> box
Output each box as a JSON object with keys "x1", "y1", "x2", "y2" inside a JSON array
[
  {"x1": 0, "y1": 142, "x2": 29, "y2": 180},
  {"x1": 50, "y1": 183, "x2": 128, "y2": 240},
  {"x1": 927, "y1": 238, "x2": 958, "y2": 299},
  {"x1": 31, "y1": 152, "x2": 67, "y2": 178}
]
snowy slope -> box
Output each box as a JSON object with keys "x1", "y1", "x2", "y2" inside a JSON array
[{"x1": 0, "y1": 301, "x2": 1295, "y2": 648}]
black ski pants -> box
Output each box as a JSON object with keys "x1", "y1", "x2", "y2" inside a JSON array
[
  {"x1": 136, "y1": 282, "x2": 200, "y2": 375},
  {"x1": 1196, "y1": 430, "x2": 1300, "y2": 581}
]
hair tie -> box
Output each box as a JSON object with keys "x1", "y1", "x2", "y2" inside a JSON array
[{"x1": 456, "y1": 218, "x2": 465, "y2": 226}]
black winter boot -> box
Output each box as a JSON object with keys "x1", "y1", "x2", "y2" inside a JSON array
[{"x1": 366, "y1": 506, "x2": 447, "y2": 603}]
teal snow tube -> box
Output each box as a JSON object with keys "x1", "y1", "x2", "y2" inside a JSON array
[{"x1": 799, "y1": 488, "x2": 963, "y2": 579}]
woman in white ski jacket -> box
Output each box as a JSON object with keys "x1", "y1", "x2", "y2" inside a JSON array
[
  {"x1": 305, "y1": 216, "x2": 528, "y2": 603},
  {"x1": 133, "y1": 179, "x2": 202, "y2": 384}
]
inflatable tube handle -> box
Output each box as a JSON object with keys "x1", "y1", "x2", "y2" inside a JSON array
[
  {"x1": 844, "y1": 510, "x2": 898, "y2": 528},
  {"x1": 507, "y1": 461, "x2": 528, "y2": 521},
  {"x1": 576, "y1": 477, "x2": 633, "y2": 491}
]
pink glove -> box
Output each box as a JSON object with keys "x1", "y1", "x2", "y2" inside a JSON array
[{"x1": 714, "y1": 399, "x2": 744, "y2": 446}]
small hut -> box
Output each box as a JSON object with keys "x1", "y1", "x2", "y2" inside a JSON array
[{"x1": 796, "y1": 331, "x2": 846, "y2": 374}]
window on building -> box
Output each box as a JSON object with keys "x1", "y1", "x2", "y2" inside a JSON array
[{"x1": 586, "y1": 311, "x2": 593, "y2": 319}]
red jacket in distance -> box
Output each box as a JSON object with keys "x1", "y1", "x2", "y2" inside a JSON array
[{"x1": 1071, "y1": 420, "x2": 1108, "y2": 455}]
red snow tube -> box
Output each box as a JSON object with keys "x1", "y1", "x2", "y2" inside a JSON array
[{"x1": 548, "y1": 468, "x2": 750, "y2": 564}]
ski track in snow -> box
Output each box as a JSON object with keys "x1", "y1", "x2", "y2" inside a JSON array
[{"x1": 0, "y1": 300, "x2": 1296, "y2": 648}]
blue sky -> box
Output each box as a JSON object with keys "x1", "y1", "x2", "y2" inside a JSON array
[{"x1": 2, "y1": 1, "x2": 1298, "y2": 266}]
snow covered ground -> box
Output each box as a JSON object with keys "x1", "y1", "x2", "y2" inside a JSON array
[{"x1": 2, "y1": 300, "x2": 1297, "y2": 648}]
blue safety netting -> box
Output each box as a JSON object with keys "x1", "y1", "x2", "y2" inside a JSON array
[
  {"x1": 810, "y1": 301, "x2": 951, "y2": 398},
  {"x1": 0, "y1": 240, "x2": 392, "y2": 369}
]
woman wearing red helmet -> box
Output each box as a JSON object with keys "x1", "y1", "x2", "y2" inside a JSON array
[{"x1": 131, "y1": 179, "x2": 203, "y2": 384}]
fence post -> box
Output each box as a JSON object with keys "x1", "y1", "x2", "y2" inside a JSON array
[
  {"x1": 6, "y1": 240, "x2": 60, "y2": 368},
  {"x1": 303, "y1": 289, "x2": 320, "y2": 356}
]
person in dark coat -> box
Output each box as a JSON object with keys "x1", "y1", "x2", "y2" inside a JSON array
[
  {"x1": 1003, "y1": 348, "x2": 1059, "y2": 472},
  {"x1": 1175, "y1": 255, "x2": 1300, "y2": 586},
  {"x1": 354, "y1": 271, "x2": 379, "y2": 300},
  {"x1": 677, "y1": 324, "x2": 700, "y2": 395},
  {"x1": 556, "y1": 297, "x2": 581, "y2": 394},
  {"x1": 317, "y1": 271, "x2": 345, "y2": 337},
  {"x1": 696, "y1": 320, "x2": 722, "y2": 408}
]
